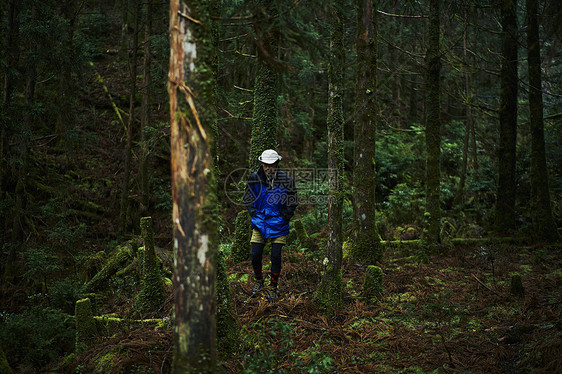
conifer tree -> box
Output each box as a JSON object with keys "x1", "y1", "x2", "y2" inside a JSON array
[
  {"x1": 424, "y1": 0, "x2": 442, "y2": 243},
  {"x1": 248, "y1": 1, "x2": 279, "y2": 170},
  {"x1": 315, "y1": 0, "x2": 345, "y2": 313},
  {"x1": 352, "y1": 0, "x2": 381, "y2": 263},
  {"x1": 495, "y1": 0, "x2": 518, "y2": 232},
  {"x1": 525, "y1": 0, "x2": 559, "y2": 242}
]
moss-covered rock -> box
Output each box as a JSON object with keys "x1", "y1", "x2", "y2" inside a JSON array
[
  {"x1": 362, "y1": 265, "x2": 384, "y2": 297},
  {"x1": 75, "y1": 298, "x2": 97, "y2": 354},
  {"x1": 231, "y1": 210, "x2": 251, "y2": 264},
  {"x1": 509, "y1": 272, "x2": 524, "y2": 297}
]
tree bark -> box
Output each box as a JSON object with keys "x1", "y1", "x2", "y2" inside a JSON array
[
  {"x1": 454, "y1": 13, "x2": 473, "y2": 208},
  {"x1": 495, "y1": 0, "x2": 518, "y2": 232},
  {"x1": 352, "y1": 0, "x2": 381, "y2": 263},
  {"x1": 120, "y1": 0, "x2": 139, "y2": 234},
  {"x1": 139, "y1": 0, "x2": 152, "y2": 215},
  {"x1": 424, "y1": 0, "x2": 441, "y2": 243},
  {"x1": 248, "y1": 1, "x2": 279, "y2": 171},
  {"x1": 525, "y1": 0, "x2": 559, "y2": 242},
  {"x1": 315, "y1": 0, "x2": 345, "y2": 313},
  {"x1": 169, "y1": 0, "x2": 218, "y2": 372}
]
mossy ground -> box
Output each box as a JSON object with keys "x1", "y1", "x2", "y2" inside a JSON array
[{"x1": 64, "y1": 241, "x2": 561, "y2": 373}]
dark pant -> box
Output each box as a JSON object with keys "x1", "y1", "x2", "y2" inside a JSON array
[{"x1": 252, "y1": 242, "x2": 283, "y2": 284}]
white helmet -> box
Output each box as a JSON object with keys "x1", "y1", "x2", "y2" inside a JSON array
[{"x1": 258, "y1": 149, "x2": 282, "y2": 164}]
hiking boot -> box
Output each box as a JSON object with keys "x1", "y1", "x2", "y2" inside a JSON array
[
  {"x1": 251, "y1": 279, "x2": 264, "y2": 296},
  {"x1": 267, "y1": 286, "x2": 279, "y2": 300}
]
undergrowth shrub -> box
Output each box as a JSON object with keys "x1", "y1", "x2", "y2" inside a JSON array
[
  {"x1": 0, "y1": 306, "x2": 75, "y2": 370},
  {"x1": 48, "y1": 278, "x2": 85, "y2": 314},
  {"x1": 242, "y1": 319, "x2": 333, "y2": 373}
]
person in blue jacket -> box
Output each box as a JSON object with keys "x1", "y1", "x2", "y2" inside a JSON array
[{"x1": 243, "y1": 149, "x2": 298, "y2": 299}]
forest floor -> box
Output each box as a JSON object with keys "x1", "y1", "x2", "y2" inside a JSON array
[{"x1": 70, "y1": 240, "x2": 561, "y2": 374}]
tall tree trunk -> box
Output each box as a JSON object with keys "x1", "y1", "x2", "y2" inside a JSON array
[
  {"x1": 248, "y1": 3, "x2": 279, "y2": 171},
  {"x1": 495, "y1": 0, "x2": 518, "y2": 232},
  {"x1": 169, "y1": 0, "x2": 218, "y2": 372},
  {"x1": 352, "y1": 0, "x2": 381, "y2": 263},
  {"x1": 424, "y1": 0, "x2": 441, "y2": 243},
  {"x1": 248, "y1": 0, "x2": 280, "y2": 171},
  {"x1": 525, "y1": 0, "x2": 559, "y2": 242},
  {"x1": 120, "y1": 0, "x2": 139, "y2": 234},
  {"x1": 248, "y1": 62, "x2": 278, "y2": 170},
  {"x1": 0, "y1": 0, "x2": 21, "y2": 281},
  {"x1": 455, "y1": 13, "x2": 473, "y2": 208},
  {"x1": 56, "y1": 0, "x2": 78, "y2": 151},
  {"x1": 139, "y1": 0, "x2": 152, "y2": 215},
  {"x1": 315, "y1": 0, "x2": 344, "y2": 313}
]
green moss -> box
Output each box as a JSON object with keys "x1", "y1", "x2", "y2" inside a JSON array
[
  {"x1": 216, "y1": 247, "x2": 239, "y2": 355},
  {"x1": 94, "y1": 315, "x2": 123, "y2": 336},
  {"x1": 135, "y1": 217, "x2": 166, "y2": 313},
  {"x1": 249, "y1": 61, "x2": 279, "y2": 170},
  {"x1": 94, "y1": 348, "x2": 119, "y2": 373},
  {"x1": 231, "y1": 210, "x2": 250, "y2": 264},
  {"x1": 85, "y1": 244, "x2": 133, "y2": 293},
  {"x1": 342, "y1": 240, "x2": 352, "y2": 259},
  {"x1": 351, "y1": 233, "x2": 382, "y2": 264},
  {"x1": 295, "y1": 219, "x2": 318, "y2": 251},
  {"x1": 58, "y1": 353, "x2": 76, "y2": 372},
  {"x1": 362, "y1": 265, "x2": 384, "y2": 297},
  {"x1": 509, "y1": 272, "x2": 525, "y2": 297},
  {"x1": 75, "y1": 298, "x2": 97, "y2": 354},
  {"x1": 314, "y1": 265, "x2": 344, "y2": 314}
]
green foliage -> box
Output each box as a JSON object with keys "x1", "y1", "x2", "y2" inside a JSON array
[
  {"x1": 153, "y1": 178, "x2": 172, "y2": 211},
  {"x1": 242, "y1": 319, "x2": 333, "y2": 373},
  {"x1": 375, "y1": 126, "x2": 424, "y2": 200},
  {"x1": 76, "y1": 12, "x2": 110, "y2": 60},
  {"x1": 22, "y1": 247, "x2": 60, "y2": 279},
  {"x1": 48, "y1": 278, "x2": 85, "y2": 314},
  {"x1": 382, "y1": 182, "x2": 425, "y2": 226},
  {"x1": 0, "y1": 306, "x2": 75, "y2": 370}
]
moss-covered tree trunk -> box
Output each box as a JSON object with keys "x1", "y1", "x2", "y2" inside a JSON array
[
  {"x1": 352, "y1": 0, "x2": 381, "y2": 264},
  {"x1": 495, "y1": 0, "x2": 518, "y2": 232},
  {"x1": 135, "y1": 216, "x2": 165, "y2": 313},
  {"x1": 233, "y1": 0, "x2": 280, "y2": 264},
  {"x1": 248, "y1": 0, "x2": 279, "y2": 171},
  {"x1": 315, "y1": 0, "x2": 344, "y2": 313},
  {"x1": 249, "y1": 63, "x2": 278, "y2": 170},
  {"x1": 525, "y1": 0, "x2": 559, "y2": 242},
  {"x1": 424, "y1": 0, "x2": 441, "y2": 244},
  {"x1": 169, "y1": 0, "x2": 218, "y2": 372}
]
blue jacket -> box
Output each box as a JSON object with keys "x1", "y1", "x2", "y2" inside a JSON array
[{"x1": 244, "y1": 166, "x2": 298, "y2": 239}]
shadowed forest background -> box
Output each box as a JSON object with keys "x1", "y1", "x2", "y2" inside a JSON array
[{"x1": 0, "y1": 0, "x2": 561, "y2": 373}]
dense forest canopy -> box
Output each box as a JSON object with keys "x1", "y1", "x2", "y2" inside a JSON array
[{"x1": 0, "y1": 0, "x2": 560, "y2": 372}]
